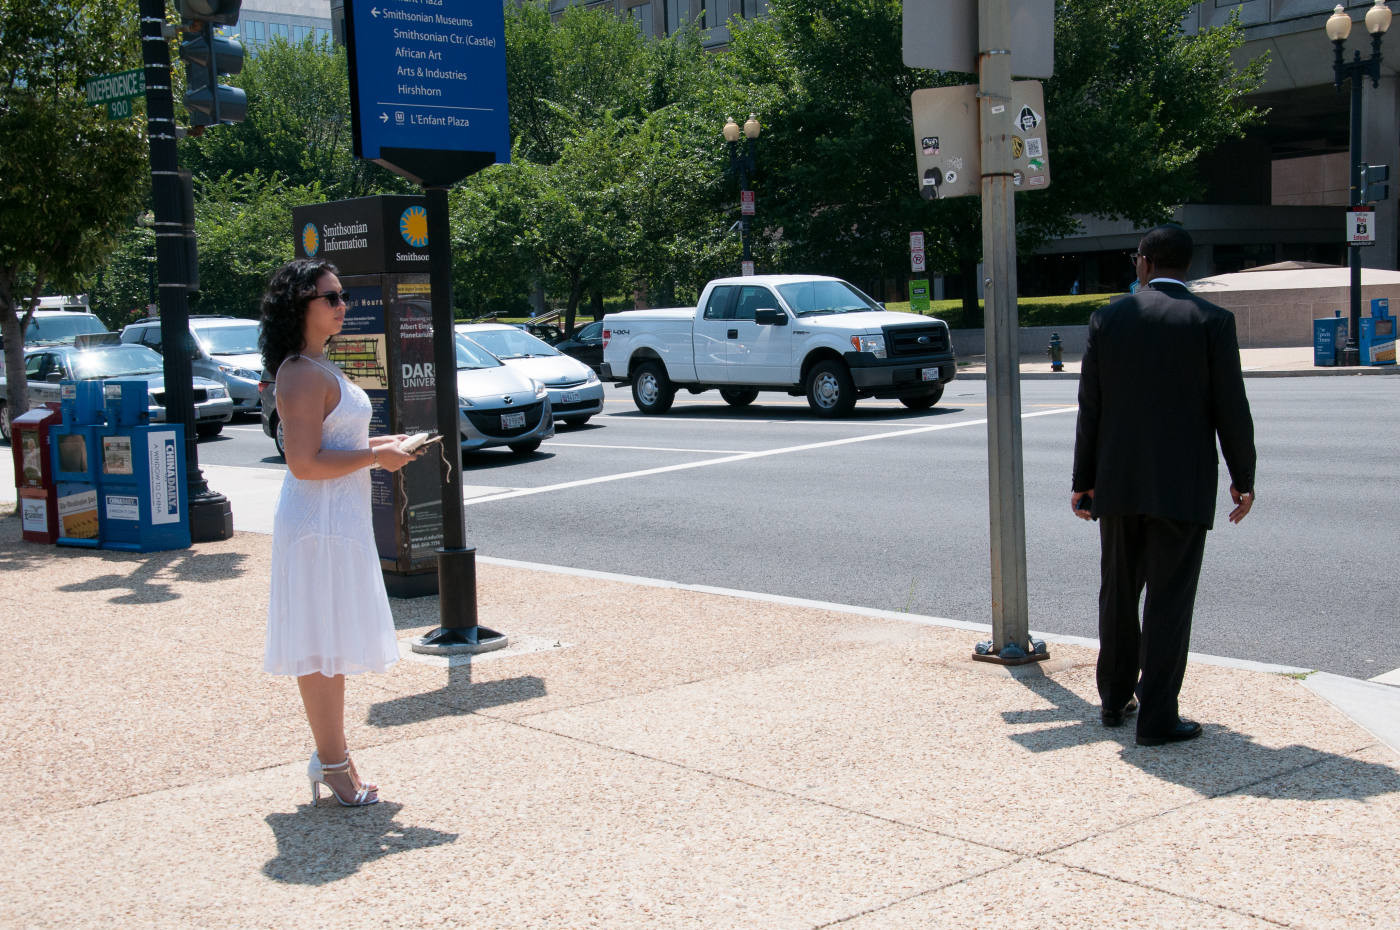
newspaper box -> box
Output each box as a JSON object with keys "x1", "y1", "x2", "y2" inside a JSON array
[
  {"x1": 10, "y1": 403, "x2": 63, "y2": 543},
  {"x1": 52, "y1": 380, "x2": 107, "y2": 547},
  {"x1": 97, "y1": 380, "x2": 189, "y2": 552}
]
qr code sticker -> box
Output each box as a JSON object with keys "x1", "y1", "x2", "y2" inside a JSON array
[{"x1": 1025, "y1": 137, "x2": 1044, "y2": 158}]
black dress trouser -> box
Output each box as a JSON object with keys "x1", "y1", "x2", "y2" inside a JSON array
[{"x1": 1097, "y1": 514, "x2": 1209, "y2": 737}]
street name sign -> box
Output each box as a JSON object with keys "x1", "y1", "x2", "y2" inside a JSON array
[
  {"x1": 85, "y1": 69, "x2": 146, "y2": 120},
  {"x1": 344, "y1": 0, "x2": 509, "y2": 186},
  {"x1": 902, "y1": 0, "x2": 1054, "y2": 78}
]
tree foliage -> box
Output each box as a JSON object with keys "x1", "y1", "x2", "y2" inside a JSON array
[
  {"x1": 0, "y1": 0, "x2": 148, "y2": 419},
  {"x1": 720, "y1": 0, "x2": 1266, "y2": 301}
]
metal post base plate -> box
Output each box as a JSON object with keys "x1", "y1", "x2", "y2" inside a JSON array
[
  {"x1": 972, "y1": 638, "x2": 1049, "y2": 666},
  {"x1": 188, "y1": 494, "x2": 233, "y2": 543},
  {"x1": 412, "y1": 626, "x2": 508, "y2": 656}
]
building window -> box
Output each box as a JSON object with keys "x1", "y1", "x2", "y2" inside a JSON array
[
  {"x1": 316, "y1": 27, "x2": 331, "y2": 47},
  {"x1": 271, "y1": 22, "x2": 290, "y2": 40},
  {"x1": 629, "y1": 3, "x2": 655, "y2": 35}
]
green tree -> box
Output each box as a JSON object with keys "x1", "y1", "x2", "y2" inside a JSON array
[
  {"x1": 720, "y1": 0, "x2": 1265, "y2": 309},
  {"x1": 0, "y1": 0, "x2": 148, "y2": 425}
]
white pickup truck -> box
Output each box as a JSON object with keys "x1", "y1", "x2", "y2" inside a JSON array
[{"x1": 600, "y1": 274, "x2": 956, "y2": 417}]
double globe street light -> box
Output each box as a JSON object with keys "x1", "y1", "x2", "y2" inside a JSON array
[
  {"x1": 723, "y1": 114, "x2": 760, "y2": 276},
  {"x1": 1326, "y1": 0, "x2": 1393, "y2": 366}
]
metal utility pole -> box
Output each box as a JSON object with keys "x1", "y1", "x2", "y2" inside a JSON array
[
  {"x1": 976, "y1": 0, "x2": 1041, "y2": 663},
  {"x1": 139, "y1": 0, "x2": 233, "y2": 542}
]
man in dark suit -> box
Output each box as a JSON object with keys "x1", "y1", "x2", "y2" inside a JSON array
[{"x1": 1071, "y1": 224, "x2": 1256, "y2": 747}]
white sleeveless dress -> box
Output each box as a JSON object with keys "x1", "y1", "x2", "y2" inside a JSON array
[{"x1": 264, "y1": 357, "x2": 400, "y2": 677}]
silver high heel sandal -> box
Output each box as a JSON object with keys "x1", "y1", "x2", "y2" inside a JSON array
[{"x1": 308, "y1": 751, "x2": 380, "y2": 806}]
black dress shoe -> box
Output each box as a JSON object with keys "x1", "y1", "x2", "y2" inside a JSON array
[
  {"x1": 1136, "y1": 719, "x2": 1203, "y2": 746},
  {"x1": 1100, "y1": 698, "x2": 1139, "y2": 727}
]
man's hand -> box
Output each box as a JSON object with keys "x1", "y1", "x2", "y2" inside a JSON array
[
  {"x1": 1228, "y1": 485, "x2": 1254, "y2": 524},
  {"x1": 1070, "y1": 489, "x2": 1094, "y2": 521}
]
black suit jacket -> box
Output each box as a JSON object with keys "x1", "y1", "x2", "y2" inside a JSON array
[{"x1": 1072, "y1": 281, "x2": 1255, "y2": 529}]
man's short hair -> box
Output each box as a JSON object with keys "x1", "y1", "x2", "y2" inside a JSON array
[{"x1": 1139, "y1": 224, "x2": 1193, "y2": 271}]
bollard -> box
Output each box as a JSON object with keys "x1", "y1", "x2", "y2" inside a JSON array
[
  {"x1": 411, "y1": 547, "x2": 509, "y2": 655},
  {"x1": 1047, "y1": 331, "x2": 1064, "y2": 372}
]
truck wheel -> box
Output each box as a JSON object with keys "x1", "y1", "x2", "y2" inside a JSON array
[
  {"x1": 899, "y1": 384, "x2": 944, "y2": 410},
  {"x1": 632, "y1": 360, "x2": 675, "y2": 414},
  {"x1": 806, "y1": 360, "x2": 856, "y2": 417},
  {"x1": 0, "y1": 401, "x2": 10, "y2": 444},
  {"x1": 720, "y1": 388, "x2": 759, "y2": 408}
]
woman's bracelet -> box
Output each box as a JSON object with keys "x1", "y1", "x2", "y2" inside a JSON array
[{"x1": 371, "y1": 448, "x2": 379, "y2": 469}]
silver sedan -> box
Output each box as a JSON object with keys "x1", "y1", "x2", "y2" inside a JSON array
[
  {"x1": 453, "y1": 334, "x2": 555, "y2": 455},
  {"x1": 455, "y1": 323, "x2": 605, "y2": 426}
]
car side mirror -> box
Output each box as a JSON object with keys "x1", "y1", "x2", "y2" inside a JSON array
[{"x1": 755, "y1": 308, "x2": 787, "y2": 326}]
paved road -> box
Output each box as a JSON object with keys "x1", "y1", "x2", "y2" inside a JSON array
[{"x1": 198, "y1": 377, "x2": 1400, "y2": 679}]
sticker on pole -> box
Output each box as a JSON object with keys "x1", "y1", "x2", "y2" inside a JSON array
[{"x1": 1348, "y1": 207, "x2": 1377, "y2": 245}]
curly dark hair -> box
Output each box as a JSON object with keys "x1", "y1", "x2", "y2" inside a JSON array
[{"x1": 259, "y1": 258, "x2": 340, "y2": 376}]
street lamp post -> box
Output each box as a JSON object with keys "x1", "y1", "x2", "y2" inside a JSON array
[
  {"x1": 723, "y1": 114, "x2": 760, "y2": 275},
  {"x1": 1327, "y1": 0, "x2": 1392, "y2": 366}
]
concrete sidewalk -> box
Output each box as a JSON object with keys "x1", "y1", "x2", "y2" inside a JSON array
[{"x1": 2, "y1": 507, "x2": 1398, "y2": 928}]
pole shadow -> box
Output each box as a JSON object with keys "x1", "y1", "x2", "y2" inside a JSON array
[
  {"x1": 262, "y1": 801, "x2": 457, "y2": 885},
  {"x1": 367, "y1": 655, "x2": 548, "y2": 727},
  {"x1": 1000, "y1": 666, "x2": 1399, "y2": 802}
]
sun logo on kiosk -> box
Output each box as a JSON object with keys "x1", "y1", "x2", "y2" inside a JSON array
[
  {"x1": 302, "y1": 223, "x2": 319, "y2": 257},
  {"x1": 400, "y1": 206, "x2": 428, "y2": 248}
]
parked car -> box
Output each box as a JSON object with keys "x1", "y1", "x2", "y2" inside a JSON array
[
  {"x1": 0, "y1": 342, "x2": 233, "y2": 441},
  {"x1": 257, "y1": 336, "x2": 554, "y2": 457},
  {"x1": 453, "y1": 333, "x2": 554, "y2": 454},
  {"x1": 120, "y1": 315, "x2": 263, "y2": 416},
  {"x1": 552, "y1": 320, "x2": 605, "y2": 374},
  {"x1": 455, "y1": 322, "x2": 604, "y2": 426},
  {"x1": 1, "y1": 298, "x2": 109, "y2": 381}
]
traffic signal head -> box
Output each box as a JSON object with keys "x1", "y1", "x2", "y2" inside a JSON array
[
  {"x1": 176, "y1": 0, "x2": 242, "y2": 27},
  {"x1": 1362, "y1": 164, "x2": 1391, "y2": 203},
  {"x1": 180, "y1": 29, "x2": 246, "y2": 124}
]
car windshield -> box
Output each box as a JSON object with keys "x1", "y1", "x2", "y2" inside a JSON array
[
  {"x1": 777, "y1": 281, "x2": 882, "y2": 317},
  {"x1": 454, "y1": 334, "x2": 502, "y2": 370},
  {"x1": 24, "y1": 314, "x2": 108, "y2": 344},
  {"x1": 196, "y1": 321, "x2": 260, "y2": 355},
  {"x1": 463, "y1": 327, "x2": 560, "y2": 359},
  {"x1": 66, "y1": 345, "x2": 165, "y2": 379}
]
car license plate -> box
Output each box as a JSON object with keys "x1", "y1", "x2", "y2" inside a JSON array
[
  {"x1": 501, "y1": 411, "x2": 526, "y2": 429},
  {"x1": 921, "y1": 366, "x2": 940, "y2": 382},
  {"x1": 561, "y1": 390, "x2": 580, "y2": 403}
]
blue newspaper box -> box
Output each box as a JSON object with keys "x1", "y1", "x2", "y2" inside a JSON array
[
  {"x1": 97, "y1": 380, "x2": 190, "y2": 552},
  {"x1": 1359, "y1": 299, "x2": 1396, "y2": 366},
  {"x1": 1313, "y1": 313, "x2": 1348, "y2": 367},
  {"x1": 52, "y1": 380, "x2": 107, "y2": 547}
]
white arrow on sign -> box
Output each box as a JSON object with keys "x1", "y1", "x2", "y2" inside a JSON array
[
  {"x1": 380, "y1": 112, "x2": 389, "y2": 123},
  {"x1": 372, "y1": 7, "x2": 381, "y2": 17}
]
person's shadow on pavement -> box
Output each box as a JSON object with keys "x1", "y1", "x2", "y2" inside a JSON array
[
  {"x1": 262, "y1": 802, "x2": 457, "y2": 885},
  {"x1": 1000, "y1": 668, "x2": 1399, "y2": 802}
]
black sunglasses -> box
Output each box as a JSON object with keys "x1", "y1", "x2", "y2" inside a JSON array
[{"x1": 310, "y1": 290, "x2": 350, "y2": 307}]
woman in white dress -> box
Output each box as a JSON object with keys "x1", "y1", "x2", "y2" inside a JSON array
[{"x1": 259, "y1": 259, "x2": 420, "y2": 806}]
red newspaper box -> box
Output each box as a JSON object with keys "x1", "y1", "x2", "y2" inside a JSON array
[{"x1": 11, "y1": 403, "x2": 63, "y2": 543}]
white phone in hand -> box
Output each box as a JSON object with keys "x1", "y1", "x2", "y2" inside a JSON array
[{"x1": 399, "y1": 432, "x2": 442, "y2": 454}]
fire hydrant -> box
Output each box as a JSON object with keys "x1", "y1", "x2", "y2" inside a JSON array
[{"x1": 1047, "y1": 332, "x2": 1064, "y2": 372}]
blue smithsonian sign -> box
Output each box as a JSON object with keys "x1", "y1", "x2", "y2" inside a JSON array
[{"x1": 345, "y1": 0, "x2": 509, "y2": 170}]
